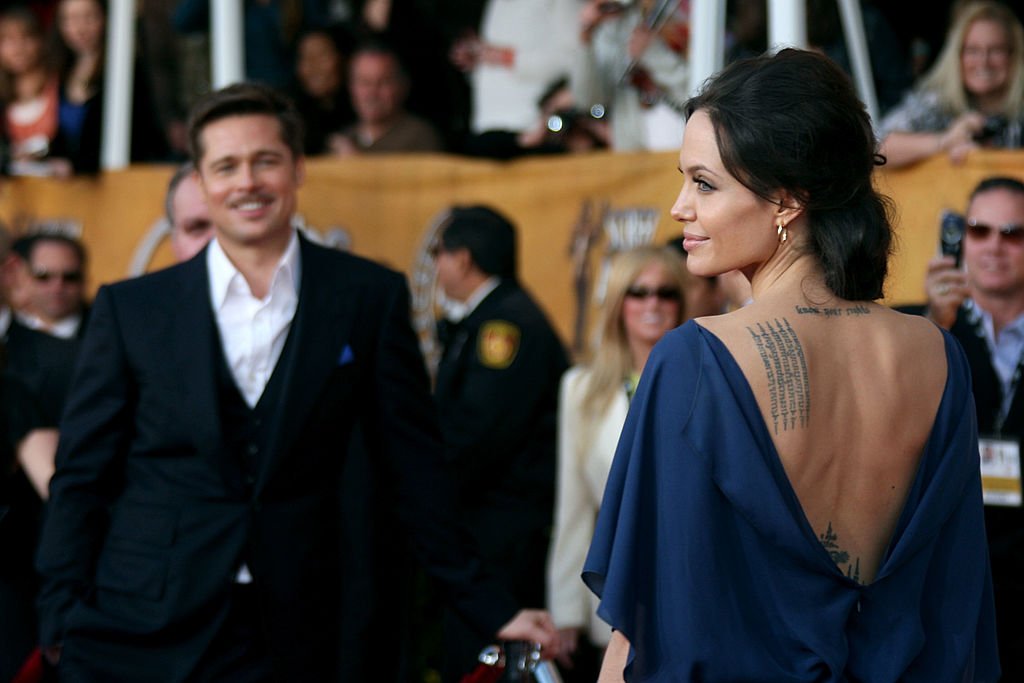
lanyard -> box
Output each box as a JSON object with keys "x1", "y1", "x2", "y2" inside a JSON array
[{"x1": 965, "y1": 300, "x2": 1024, "y2": 435}]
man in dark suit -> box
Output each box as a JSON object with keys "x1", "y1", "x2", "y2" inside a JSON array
[
  {"x1": 918, "y1": 175, "x2": 1024, "y2": 681},
  {"x1": 3, "y1": 233, "x2": 86, "y2": 425},
  {"x1": 35, "y1": 83, "x2": 555, "y2": 681},
  {"x1": 432, "y1": 206, "x2": 569, "y2": 679}
]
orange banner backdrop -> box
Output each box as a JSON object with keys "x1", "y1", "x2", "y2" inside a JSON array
[{"x1": 1, "y1": 149, "x2": 1022, "y2": 348}]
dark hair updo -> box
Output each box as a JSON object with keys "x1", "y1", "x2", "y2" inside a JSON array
[{"x1": 685, "y1": 48, "x2": 893, "y2": 301}]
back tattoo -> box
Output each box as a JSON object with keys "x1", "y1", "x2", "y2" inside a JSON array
[{"x1": 746, "y1": 318, "x2": 810, "y2": 434}]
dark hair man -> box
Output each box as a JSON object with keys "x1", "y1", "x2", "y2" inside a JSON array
[
  {"x1": 35, "y1": 83, "x2": 556, "y2": 680},
  {"x1": 10, "y1": 233, "x2": 87, "y2": 339},
  {"x1": 432, "y1": 205, "x2": 569, "y2": 680},
  {"x1": 922, "y1": 175, "x2": 1024, "y2": 680}
]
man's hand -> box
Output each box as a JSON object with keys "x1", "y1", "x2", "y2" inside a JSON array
[
  {"x1": 924, "y1": 255, "x2": 968, "y2": 330},
  {"x1": 555, "y1": 626, "x2": 581, "y2": 669},
  {"x1": 43, "y1": 644, "x2": 62, "y2": 666},
  {"x1": 496, "y1": 609, "x2": 559, "y2": 658}
]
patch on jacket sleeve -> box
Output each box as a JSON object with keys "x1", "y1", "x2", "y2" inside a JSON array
[{"x1": 478, "y1": 320, "x2": 520, "y2": 369}]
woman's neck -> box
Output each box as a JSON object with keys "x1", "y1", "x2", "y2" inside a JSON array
[
  {"x1": 629, "y1": 340, "x2": 655, "y2": 375},
  {"x1": 748, "y1": 246, "x2": 826, "y2": 304}
]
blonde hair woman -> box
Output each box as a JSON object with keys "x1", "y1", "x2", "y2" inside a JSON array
[
  {"x1": 879, "y1": 0, "x2": 1024, "y2": 168},
  {"x1": 547, "y1": 245, "x2": 686, "y2": 679}
]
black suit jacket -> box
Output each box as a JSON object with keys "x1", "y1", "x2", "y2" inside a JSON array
[
  {"x1": 435, "y1": 281, "x2": 567, "y2": 595},
  {"x1": 35, "y1": 236, "x2": 516, "y2": 681},
  {"x1": 2, "y1": 318, "x2": 80, "y2": 426}
]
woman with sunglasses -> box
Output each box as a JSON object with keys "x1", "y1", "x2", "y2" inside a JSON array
[
  {"x1": 584, "y1": 49, "x2": 999, "y2": 681},
  {"x1": 547, "y1": 245, "x2": 686, "y2": 681},
  {"x1": 924, "y1": 175, "x2": 1024, "y2": 680}
]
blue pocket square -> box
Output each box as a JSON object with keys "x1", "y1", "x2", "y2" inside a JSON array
[{"x1": 338, "y1": 345, "x2": 355, "y2": 366}]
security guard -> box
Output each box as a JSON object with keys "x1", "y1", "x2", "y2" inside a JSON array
[{"x1": 432, "y1": 205, "x2": 569, "y2": 681}]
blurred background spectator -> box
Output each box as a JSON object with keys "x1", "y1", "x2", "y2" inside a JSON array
[
  {"x1": 451, "y1": 0, "x2": 580, "y2": 158},
  {"x1": 165, "y1": 163, "x2": 214, "y2": 263},
  {"x1": 328, "y1": 40, "x2": 442, "y2": 155},
  {"x1": 879, "y1": 0, "x2": 1024, "y2": 168},
  {"x1": 547, "y1": 245, "x2": 686, "y2": 682},
  {"x1": 0, "y1": 0, "x2": 168, "y2": 176},
  {"x1": 342, "y1": 0, "x2": 466, "y2": 150},
  {"x1": 572, "y1": 0, "x2": 691, "y2": 151},
  {"x1": 10, "y1": 232, "x2": 88, "y2": 341},
  {"x1": 290, "y1": 26, "x2": 355, "y2": 155},
  {"x1": 0, "y1": 6, "x2": 68, "y2": 176}
]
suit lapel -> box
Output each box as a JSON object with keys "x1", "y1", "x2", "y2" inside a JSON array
[
  {"x1": 256, "y1": 238, "x2": 357, "y2": 491},
  {"x1": 170, "y1": 254, "x2": 224, "y2": 468}
]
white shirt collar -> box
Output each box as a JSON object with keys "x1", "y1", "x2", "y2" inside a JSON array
[
  {"x1": 0, "y1": 306, "x2": 10, "y2": 337},
  {"x1": 207, "y1": 230, "x2": 302, "y2": 311},
  {"x1": 14, "y1": 310, "x2": 82, "y2": 339},
  {"x1": 441, "y1": 276, "x2": 500, "y2": 323}
]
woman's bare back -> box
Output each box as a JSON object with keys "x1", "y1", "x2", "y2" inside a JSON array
[{"x1": 698, "y1": 298, "x2": 948, "y2": 584}]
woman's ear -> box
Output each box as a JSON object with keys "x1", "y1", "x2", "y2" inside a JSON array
[{"x1": 775, "y1": 190, "x2": 805, "y2": 228}]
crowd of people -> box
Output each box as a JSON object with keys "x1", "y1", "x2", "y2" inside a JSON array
[
  {"x1": 0, "y1": 0, "x2": 1022, "y2": 172},
  {"x1": 0, "y1": 1, "x2": 1023, "y2": 682}
]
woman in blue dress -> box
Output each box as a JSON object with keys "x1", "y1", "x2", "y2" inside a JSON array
[{"x1": 583, "y1": 48, "x2": 1000, "y2": 682}]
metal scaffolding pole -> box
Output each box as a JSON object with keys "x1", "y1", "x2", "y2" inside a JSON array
[
  {"x1": 837, "y1": 0, "x2": 879, "y2": 123},
  {"x1": 100, "y1": 0, "x2": 135, "y2": 170},
  {"x1": 689, "y1": 0, "x2": 726, "y2": 96},
  {"x1": 212, "y1": 0, "x2": 245, "y2": 89},
  {"x1": 768, "y1": 0, "x2": 807, "y2": 50}
]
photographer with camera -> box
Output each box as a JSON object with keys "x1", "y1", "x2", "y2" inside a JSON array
[
  {"x1": 878, "y1": 1, "x2": 1024, "y2": 169},
  {"x1": 922, "y1": 175, "x2": 1024, "y2": 679}
]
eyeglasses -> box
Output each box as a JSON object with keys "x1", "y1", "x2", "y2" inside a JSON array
[
  {"x1": 31, "y1": 269, "x2": 83, "y2": 284},
  {"x1": 965, "y1": 219, "x2": 1024, "y2": 244},
  {"x1": 625, "y1": 285, "x2": 681, "y2": 301},
  {"x1": 962, "y1": 45, "x2": 1011, "y2": 60}
]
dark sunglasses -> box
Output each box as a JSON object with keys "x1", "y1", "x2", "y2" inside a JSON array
[
  {"x1": 965, "y1": 219, "x2": 1024, "y2": 244},
  {"x1": 32, "y1": 269, "x2": 83, "y2": 284},
  {"x1": 625, "y1": 285, "x2": 681, "y2": 301}
]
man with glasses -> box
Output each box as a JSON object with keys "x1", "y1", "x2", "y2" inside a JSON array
[
  {"x1": 923, "y1": 174, "x2": 1024, "y2": 679},
  {"x1": 3, "y1": 233, "x2": 85, "y2": 425},
  {"x1": 10, "y1": 233, "x2": 88, "y2": 340}
]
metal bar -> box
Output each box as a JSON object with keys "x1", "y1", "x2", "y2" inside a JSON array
[
  {"x1": 100, "y1": 0, "x2": 135, "y2": 170},
  {"x1": 836, "y1": 0, "x2": 879, "y2": 123},
  {"x1": 212, "y1": 0, "x2": 245, "y2": 88},
  {"x1": 689, "y1": 0, "x2": 726, "y2": 96},
  {"x1": 768, "y1": 0, "x2": 807, "y2": 50}
]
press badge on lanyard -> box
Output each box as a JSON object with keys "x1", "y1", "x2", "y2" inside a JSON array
[
  {"x1": 969, "y1": 300, "x2": 1024, "y2": 506},
  {"x1": 980, "y1": 437, "x2": 1022, "y2": 506}
]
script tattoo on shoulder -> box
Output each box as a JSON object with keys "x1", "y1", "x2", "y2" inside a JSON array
[
  {"x1": 819, "y1": 521, "x2": 862, "y2": 583},
  {"x1": 746, "y1": 318, "x2": 810, "y2": 433},
  {"x1": 794, "y1": 304, "x2": 871, "y2": 318}
]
